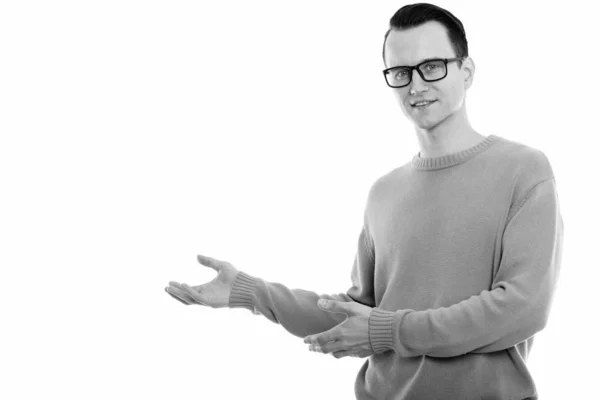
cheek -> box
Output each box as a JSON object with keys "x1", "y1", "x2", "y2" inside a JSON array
[
  {"x1": 394, "y1": 93, "x2": 411, "y2": 114},
  {"x1": 442, "y1": 82, "x2": 465, "y2": 109}
]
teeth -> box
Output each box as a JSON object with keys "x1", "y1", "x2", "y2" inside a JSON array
[{"x1": 415, "y1": 101, "x2": 432, "y2": 106}]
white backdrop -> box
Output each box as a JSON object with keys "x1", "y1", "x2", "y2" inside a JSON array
[{"x1": 1, "y1": 1, "x2": 597, "y2": 399}]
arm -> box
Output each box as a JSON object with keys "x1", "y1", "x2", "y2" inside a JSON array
[
  {"x1": 369, "y1": 176, "x2": 564, "y2": 358},
  {"x1": 228, "y1": 211, "x2": 376, "y2": 339}
]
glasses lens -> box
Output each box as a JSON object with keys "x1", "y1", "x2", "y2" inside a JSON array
[
  {"x1": 387, "y1": 67, "x2": 411, "y2": 87},
  {"x1": 419, "y1": 60, "x2": 446, "y2": 81}
]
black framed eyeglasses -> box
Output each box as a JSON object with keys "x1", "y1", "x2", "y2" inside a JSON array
[{"x1": 382, "y1": 57, "x2": 464, "y2": 88}]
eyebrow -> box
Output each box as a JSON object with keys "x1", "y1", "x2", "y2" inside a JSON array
[{"x1": 393, "y1": 57, "x2": 444, "y2": 67}]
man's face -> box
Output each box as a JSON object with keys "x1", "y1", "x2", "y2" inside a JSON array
[{"x1": 384, "y1": 21, "x2": 473, "y2": 130}]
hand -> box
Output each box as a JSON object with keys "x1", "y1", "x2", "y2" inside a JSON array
[
  {"x1": 303, "y1": 300, "x2": 375, "y2": 359},
  {"x1": 165, "y1": 254, "x2": 239, "y2": 308}
]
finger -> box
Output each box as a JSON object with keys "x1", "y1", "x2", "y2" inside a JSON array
[
  {"x1": 197, "y1": 254, "x2": 223, "y2": 272},
  {"x1": 330, "y1": 293, "x2": 352, "y2": 302},
  {"x1": 319, "y1": 300, "x2": 353, "y2": 316},
  {"x1": 166, "y1": 286, "x2": 196, "y2": 304},
  {"x1": 317, "y1": 340, "x2": 344, "y2": 355},
  {"x1": 166, "y1": 287, "x2": 194, "y2": 303},
  {"x1": 181, "y1": 283, "x2": 208, "y2": 305},
  {"x1": 165, "y1": 287, "x2": 191, "y2": 305},
  {"x1": 332, "y1": 350, "x2": 353, "y2": 359},
  {"x1": 169, "y1": 282, "x2": 204, "y2": 298},
  {"x1": 308, "y1": 339, "x2": 336, "y2": 351},
  {"x1": 312, "y1": 331, "x2": 337, "y2": 346},
  {"x1": 357, "y1": 350, "x2": 373, "y2": 358},
  {"x1": 170, "y1": 282, "x2": 202, "y2": 296}
]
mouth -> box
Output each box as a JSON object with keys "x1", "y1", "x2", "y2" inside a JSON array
[{"x1": 411, "y1": 100, "x2": 437, "y2": 109}]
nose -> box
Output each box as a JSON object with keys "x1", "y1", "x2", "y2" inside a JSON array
[{"x1": 409, "y1": 69, "x2": 429, "y2": 93}]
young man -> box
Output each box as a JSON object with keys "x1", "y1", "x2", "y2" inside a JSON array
[{"x1": 166, "y1": 3, "x2": 563, "y2": 399}]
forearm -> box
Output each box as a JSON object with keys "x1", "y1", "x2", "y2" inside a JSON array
[{"x1": 229, "y1": 271, "x2": 350, "y2": 338}]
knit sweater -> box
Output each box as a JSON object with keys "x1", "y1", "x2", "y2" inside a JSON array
[{"x1": 227, "y1": 134, "x2": 564, "y2": 400}]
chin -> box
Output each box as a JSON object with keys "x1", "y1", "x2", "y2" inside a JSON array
[{"x1": 413, "y1": 117, "x2": 441, "y2": 130}]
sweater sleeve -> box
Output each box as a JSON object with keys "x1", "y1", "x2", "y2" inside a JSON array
[
  {"x1": 227, "y1": 210, "x2": 376, "y2": 339},
  {"x1": 368, "y1": 176, "x2": 564, "y2": 358}
]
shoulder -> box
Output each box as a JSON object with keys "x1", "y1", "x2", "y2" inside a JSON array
[
  {"x1": 496, "y1": 136, "x2": 555, "y2": 187},
  {"x1": 365, "y1": 161, "x2": 412, "y2": 201},
  {"x1": 492, "y1": 136, "x2": 557, "y2": 213}
]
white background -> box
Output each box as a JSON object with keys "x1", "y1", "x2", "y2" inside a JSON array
[{"x1": 1, "y1": 1, "x2": 597, "y2": 399}]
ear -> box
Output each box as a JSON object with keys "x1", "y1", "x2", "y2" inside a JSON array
[{"x1": 462, "y1": 56, "x2": 475, "y2": 90}]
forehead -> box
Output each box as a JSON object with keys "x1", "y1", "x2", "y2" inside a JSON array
[{"x1": 385, "y1": 21, "x2": 455, "y2": 67}]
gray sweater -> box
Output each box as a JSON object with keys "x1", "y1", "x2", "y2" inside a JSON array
[{"x1": 228, "y1": 134, "x2": 564, "y2": 400}]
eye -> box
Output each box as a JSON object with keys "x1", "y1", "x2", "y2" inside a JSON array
[{"x1": 395, "y1": 69, "x2": 409, "y2": 78}]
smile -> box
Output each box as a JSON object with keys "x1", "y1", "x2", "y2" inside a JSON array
[{"x1": 412, "y1": 100, "x2": 436, "y2": 108}]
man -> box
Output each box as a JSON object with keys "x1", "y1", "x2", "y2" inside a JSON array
[{"x1": 165, "y1": 3, "x2": 563, "y2": 399}]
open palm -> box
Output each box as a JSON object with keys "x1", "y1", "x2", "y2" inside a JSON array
[{"x1": 165, "y1": 254, "x2": 239, "y2": 308}]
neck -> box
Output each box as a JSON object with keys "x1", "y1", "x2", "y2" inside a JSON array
[{"x1": 415, "y1": 103, "x2": 484, "y2": 158}]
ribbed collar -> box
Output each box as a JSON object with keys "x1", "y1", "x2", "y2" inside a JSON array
[{"x1": 411, "y1": 134, "x2": 501, "y2": 171}]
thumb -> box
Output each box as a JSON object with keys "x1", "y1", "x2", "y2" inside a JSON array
[
  {"x1": 318, "y1": 299, "x2": 353, "y2": 315},
  {"x1": 197, "y1": 254, "x2": 223, "y2": 271}
]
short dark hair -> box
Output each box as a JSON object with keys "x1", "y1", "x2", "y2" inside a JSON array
[{"x1": 382, "y1": 3, "x2": 468, "y2": 68}]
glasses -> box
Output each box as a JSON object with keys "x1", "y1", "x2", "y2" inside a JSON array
[{"x1": 382, "y1": 57, "x2": 464, "y2": 88}]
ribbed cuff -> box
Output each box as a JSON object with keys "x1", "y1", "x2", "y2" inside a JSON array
[
  {"x1": 228, "y1": 271, "x2": 260, "y2": 311},
  {"x1": 369, "y1": 307, "x2": 396, "y2": 354}
]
